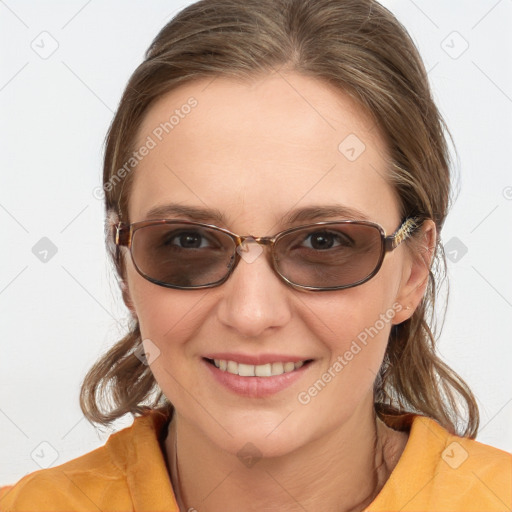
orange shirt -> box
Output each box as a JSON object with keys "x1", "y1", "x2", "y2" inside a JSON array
[{"x1": 1, "y1": 408, "x2": 510, "y2": 511}]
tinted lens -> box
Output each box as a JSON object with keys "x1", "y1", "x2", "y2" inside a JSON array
[
  {"x1": 131, "y1": 223, "x2": 236, "y2": 287},
  {"x1": 275, "y1": 223, "x2": 383, "y2": 288}
]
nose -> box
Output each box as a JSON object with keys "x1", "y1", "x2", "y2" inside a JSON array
[{"x1": 215, "y1": 240, "x2": 292, "y2": 338}]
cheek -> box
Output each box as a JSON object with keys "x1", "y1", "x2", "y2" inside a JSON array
[
  {"x1": 129, "y1": 279, "x2": 211, "y2": 407},
  {"x1": 303, "y1": 267, "x2": 402, "y2": 381},
  {"x1": 311, "y1": 263, "x2": 400, "y2": 347},
  {"x1": 125, "y1": 262, "x2": 209, "y2": 349},
  {"x1": 313, "y1": 289, "x2": 396, "y2": 368},
  {"x1": 294, "y1": 287, "x2": 400, "y2": 430}
]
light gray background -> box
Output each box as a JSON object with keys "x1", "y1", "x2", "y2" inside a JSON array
[{"x1": 1, "y1": 0, "x2": 511, "y2": 486}]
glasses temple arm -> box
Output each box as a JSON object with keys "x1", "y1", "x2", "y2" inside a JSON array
[{"x1": 384, "y1": 217, "x2": 423, "y2": 251}]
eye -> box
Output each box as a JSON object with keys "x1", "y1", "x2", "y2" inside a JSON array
[
  {"x1": 162, "y1": 229, "x2": 215, "y2": 249},
  {"x1": 301, "y1": 230, "x2": 354, "y2": 250}
]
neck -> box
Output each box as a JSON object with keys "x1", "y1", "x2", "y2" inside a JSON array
[{"x1": 164, "y1": 399, "x2": 407, "y2": 512}]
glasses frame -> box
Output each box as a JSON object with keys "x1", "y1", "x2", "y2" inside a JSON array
[{"x1": 114, "y1": 217, "x2": 423, "y2": 291}]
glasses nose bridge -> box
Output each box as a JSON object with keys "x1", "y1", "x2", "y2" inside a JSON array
[{"x1": 238, "y1": 234, "x2": 276, "y2": 248}]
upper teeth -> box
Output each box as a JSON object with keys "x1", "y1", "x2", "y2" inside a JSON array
[{"x1": 213, "y1": 359, "x2": 305, "y2": 377}]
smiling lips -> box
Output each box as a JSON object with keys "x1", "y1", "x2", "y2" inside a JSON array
[
  {"x1": 202, "y1": 353, "x2": 314, "y2": 396},
  {"x1": 212, "y1": 359, "x2": 306, "y2": 377}
]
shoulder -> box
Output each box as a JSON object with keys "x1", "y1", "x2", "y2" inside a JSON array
[
  {"x1": 412, "y1": 415, "x2": 511, "y2": 479},
  {"x1": 0, "y1": 410, "x2": 169, "y2": 512},
  {"x1": 370, "y1": 414, "x2": 512, "y2": 511},
  {"x1": 0, "y1": 445, "x2": 129, "y2": 511}
]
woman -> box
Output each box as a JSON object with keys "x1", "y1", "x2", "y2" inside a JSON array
[{"x1": 1, "y1": 0, "x2": 510, "y2": 511}]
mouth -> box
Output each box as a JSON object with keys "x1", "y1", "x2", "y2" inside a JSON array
[
  {"x1": 203, "y1": 357, "x2": 314, "y2": 377},
  {"x1": 202, "y1": 354, "x2": 314, "y2": 399}
]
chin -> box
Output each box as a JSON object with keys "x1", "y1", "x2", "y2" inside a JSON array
[
  {"x1": 214, "y1": 411, "x2": 321, "y2": 461},
  {"x1": 221, "y1": 431, "x2": 306, "y2": 462}
]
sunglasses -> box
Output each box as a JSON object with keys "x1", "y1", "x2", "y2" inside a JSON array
[{"x1": 114, "y1": 217, "x2": 422, "y2": 291}]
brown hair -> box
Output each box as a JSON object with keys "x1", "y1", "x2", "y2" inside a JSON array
[{"x1": 80, "y1": 0, "x2": 479, "y2": 437}]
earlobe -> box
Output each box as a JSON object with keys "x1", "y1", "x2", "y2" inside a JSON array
[{"x1": 392, "y1": 219, "x2": 436, "y2": 325}]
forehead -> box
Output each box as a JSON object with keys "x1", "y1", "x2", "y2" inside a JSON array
[{"x1": 128, "y1": 72, "x2": 399, "y2": 232}]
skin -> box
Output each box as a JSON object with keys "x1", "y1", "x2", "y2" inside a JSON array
[{"x1": 123, "y1": 71, "x2": 436, "y2": 512}]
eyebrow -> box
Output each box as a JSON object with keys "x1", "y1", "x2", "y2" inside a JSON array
[{"x1": 142, "y1": 203, "x2": 371, "y2": 225}]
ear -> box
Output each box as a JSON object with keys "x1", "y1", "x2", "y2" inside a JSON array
[
  {"x1": 392, "y1": 219, "x2": 437, "y2": 325},
  {"x1": 120, "y1": 280, "x2": 138, "y2": 318}
]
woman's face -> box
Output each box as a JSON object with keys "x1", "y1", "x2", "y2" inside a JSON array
[{"x1": 124, "y1": 72, "x2": 427, "y2": 457}]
